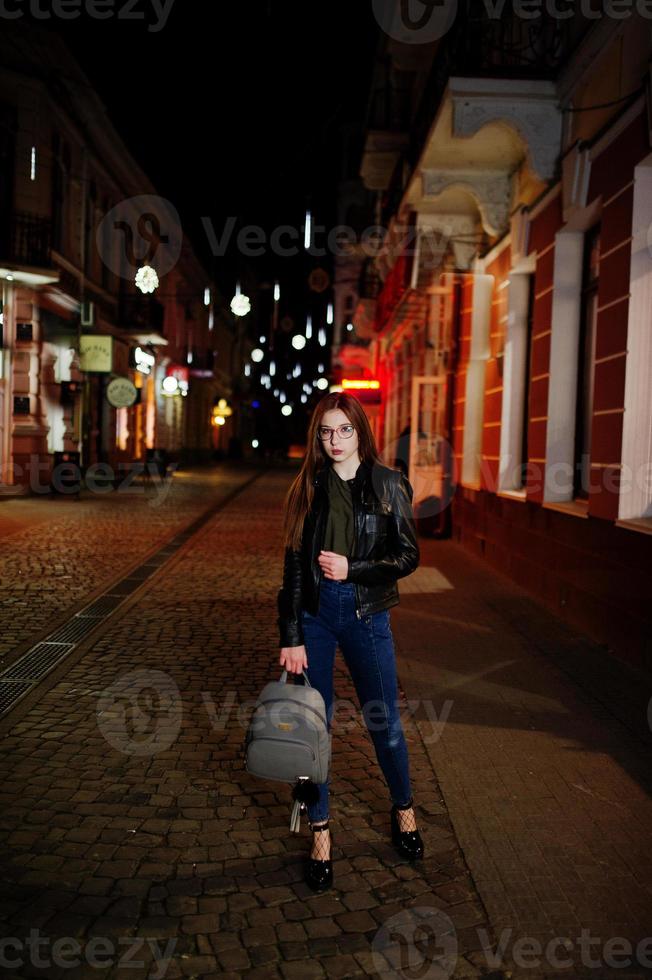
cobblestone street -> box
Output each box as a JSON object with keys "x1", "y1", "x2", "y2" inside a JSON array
[
  {"x1": 0, "y1": 463, "x2": 650, "y2": 980},
  {"x1": 0, "y1": 464, "x2": 262, "y2": 663}
]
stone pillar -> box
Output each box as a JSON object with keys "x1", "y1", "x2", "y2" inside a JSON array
[{"x1": 10, "y1": 287, "x2": 50, "y2": 492}]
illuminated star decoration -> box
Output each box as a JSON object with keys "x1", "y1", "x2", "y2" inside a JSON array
[{"x1": 135, "y1": 264, "x2": 159, "y2": 294}]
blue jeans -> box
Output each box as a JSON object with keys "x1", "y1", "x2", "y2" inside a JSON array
[{"x1": 300, "y1": 576, "x2": 413, "y2": 823}]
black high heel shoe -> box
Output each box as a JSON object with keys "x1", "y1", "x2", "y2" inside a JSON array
[
  {"x1": 305, "y1": 819, "x2": 334, "y2": 892},
  {"x1": 390, "y1": 797, "x2": 424, "y2": 861}
]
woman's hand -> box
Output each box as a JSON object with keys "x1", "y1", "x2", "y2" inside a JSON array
[
  {"x1": 280, "y1": 644, "x2": 308, "y2": 674},
  {"x1": 318, "y1": 550, "x2": 348, "y2": 580}
]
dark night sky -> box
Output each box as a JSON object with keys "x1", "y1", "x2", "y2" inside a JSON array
[{"x1": 58, "y1": 1, "x2": 380, "y2": 297}]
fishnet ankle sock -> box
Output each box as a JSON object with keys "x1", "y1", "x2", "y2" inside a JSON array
[
  {"x1": 396, "y1": 806, "x2": 417, "y2": 832},
  {"x1": 309, "y1": 821, "x2": 331, "y2": 860}
]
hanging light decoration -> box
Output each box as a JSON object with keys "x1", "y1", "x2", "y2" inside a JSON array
[
  {"x1": 251, "y1": 348, "x2": 264, "y2": 362},
  {"x1": 304, "y1": 210, "x2": 312, "y2": 251},
  {"x1": 318, "y1": 327, "x2": 326, "y2": 346},
  {"x1": 231, "y1": 293, "x2": 251, "y2": 317},
  {"x1": 292, "y1": 335, "x2": 306, "y2": 350},
  {"x1": 274, "y1": 281, "x2": 280, "y2": 303},
  {"x1": 281, "y1": 404, "x2": 292, "y2": 416},
  {"x1": 135, "y1": 264, "x2": 159, "y2": 294},
  {"x1": 327, "y1": 302, "x2": 334, "y2": 325},
  {"x1": 305, "y1": 315, "x2": 312, "y2": 340},
  {"x1": 270, "y1": 360, "x2": 276, "y2": 376},
  {"x1": 231, "y1": 280, "x2": 251, "y2": 317}
]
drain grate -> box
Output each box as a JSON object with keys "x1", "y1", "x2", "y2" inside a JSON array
[
  {"x1": 105, "y1": 578, "x2": 143, "y2": 597},
  {"x1": 2, "y1": 642, "x2": 75, "y2": 683},
  {"x1": 0, "y1": 468, "x2": 265, "y2": 720},
  {"x1": 48, "y1": 617, "x2": 102, "y2": 645},
  {"x1": 125, "y1": 565, "x2": 155, "y2": 582},
  {"x1": 77, "y1": 595, "x2": 125, "y2": 618},
  {"x1": 0, "y1": 681, "x2": 33, "y2": 713}
]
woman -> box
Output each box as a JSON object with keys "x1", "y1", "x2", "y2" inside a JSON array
[{"x1": 277, "y1": 391, "x2": 424, "y2": 893}]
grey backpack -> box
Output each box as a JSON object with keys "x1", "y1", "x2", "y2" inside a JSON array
[{"x1": 244, "y1": 669, "x2": 331, "y2": 832}]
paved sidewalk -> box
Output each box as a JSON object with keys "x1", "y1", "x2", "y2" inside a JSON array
[
  {"x1": 0, "y1": 464, "x2": 649, "y2": 979},
  {"x1": 393, "y1": 537, "x2": 652, "y2": 978}
]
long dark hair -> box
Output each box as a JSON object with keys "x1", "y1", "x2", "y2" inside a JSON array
[{"x1": 281, "y1": 392, "x2": 384, "y2": 550}]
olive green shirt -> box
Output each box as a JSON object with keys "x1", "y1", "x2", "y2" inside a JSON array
[{"x1": 322, "y1": 464, "x2": 356, "y2": 558}]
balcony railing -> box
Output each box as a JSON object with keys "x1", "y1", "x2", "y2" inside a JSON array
[
  {"x1": 0, "y1": 212, "x2": 52, "y2": 268},
  {"x1": 407, "y1": 2, "x2": 593, "y2": 172},
  {"x1": 118, "y1": 294, "x2": 165, "y2": 333}
]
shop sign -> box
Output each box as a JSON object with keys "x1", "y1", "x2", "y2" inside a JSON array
[
  {"x1": 80, "y1": 335, "x2": 113, "y2": 373},
  {"x1": 106, "y1": 376, "x2": 138, "y2": 408}
]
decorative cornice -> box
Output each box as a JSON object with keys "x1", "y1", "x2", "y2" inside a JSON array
[
  {"x1": 449, "y1": 78, "x2": 562, "y2": 182},
  {"x1": 422, "y1": 168, "x2": 513, "y2": 237},
  {"x1": 418, "y1": 213, "x2": 479, "y2": 271}
]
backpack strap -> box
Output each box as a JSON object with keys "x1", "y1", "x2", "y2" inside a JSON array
[{"x1": 280, "y1": 669, "x2": 312, "y2": 687}]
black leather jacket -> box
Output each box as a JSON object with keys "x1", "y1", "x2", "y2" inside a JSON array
[{"x1": 277, "y1": 457, "x2": 420, "y2": 647}]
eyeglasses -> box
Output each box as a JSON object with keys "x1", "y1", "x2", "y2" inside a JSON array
[{"x1": 317, "y1": 424, "x2": 355, "y2": 441}]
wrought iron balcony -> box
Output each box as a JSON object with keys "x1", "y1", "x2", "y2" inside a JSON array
[{"x1": 407, "y1": 3, "x2": 593, "y2": 171}]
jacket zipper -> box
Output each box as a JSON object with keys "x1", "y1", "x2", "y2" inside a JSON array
[
  {"x1": 313, "y1": 478, "x2": 322, "y2": 615},
  {"x1": 352, "y1": 486, "x2": 361, "y2": 619}
]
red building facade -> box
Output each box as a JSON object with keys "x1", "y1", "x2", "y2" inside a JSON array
[{"x1": 353, "y1": 14, "x2": 652, "y2": 671}]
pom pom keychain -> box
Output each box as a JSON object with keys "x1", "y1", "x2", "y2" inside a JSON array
[{"x1": 290, "y1": 776, "x2": 320, "y2": 833}]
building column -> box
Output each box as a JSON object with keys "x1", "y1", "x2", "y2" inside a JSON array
[{"x1": 10, "y1": 287, "x2": 50, "y2": 491}]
